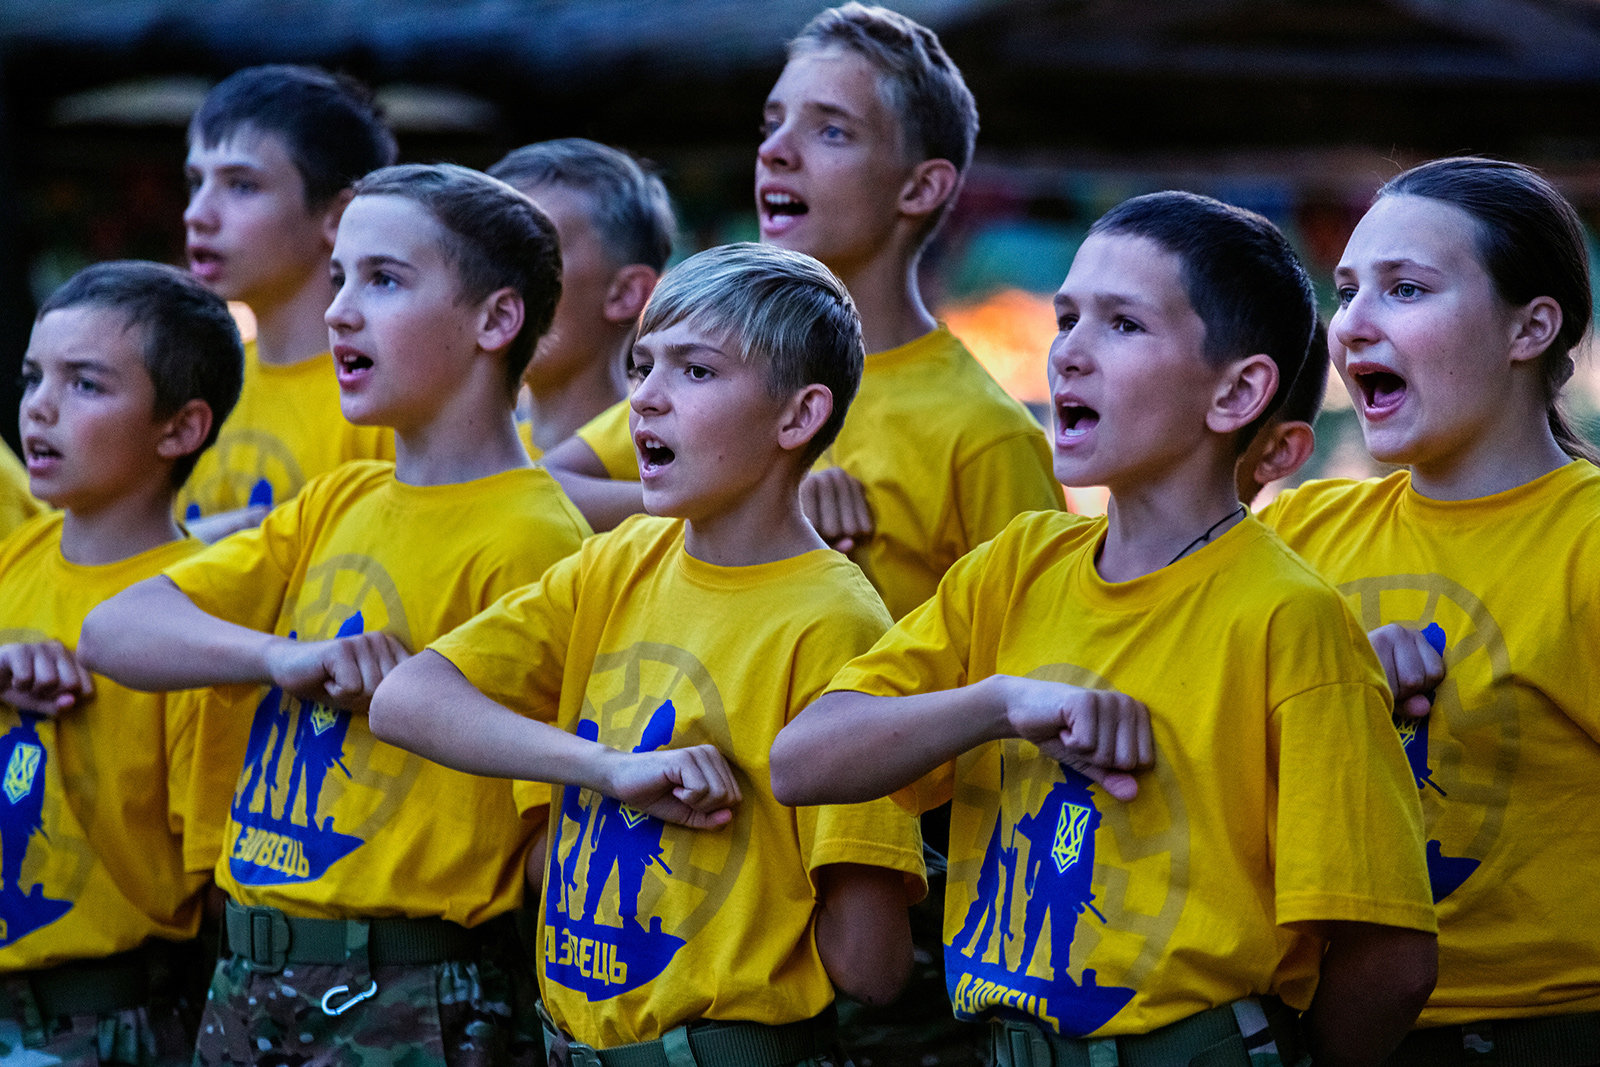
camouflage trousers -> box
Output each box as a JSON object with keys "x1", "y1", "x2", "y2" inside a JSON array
[
  {"x1": 192, "y1": 954, "x2": 543, "y2": 1067},
  {"x1": 0, "y1": 1000, "x2": 195, "y2": 1067}
]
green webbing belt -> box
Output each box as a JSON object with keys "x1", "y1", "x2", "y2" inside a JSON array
[
  {"x1": 540, "y1": 1000, "x2": 837, "y2": 1067},
  {"x1": 222, "y1": 897, "x2": 504, "y2": 973},
  {"x1": 0, "y1": 945, "x2": 150, "y2": 1020},
  {"x1": 989, "y1": 997, "x2": 1305, "y2": 1067},
  {"x1": 1388, "y1": 1011, "x2": 1600, "y2": 1067}
]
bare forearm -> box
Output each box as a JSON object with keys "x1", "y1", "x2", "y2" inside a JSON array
[
  {"x1": 1305, "y1": 922, "x2": 1436, "y2": 1067},
  {"x1": 370, "y1": 650, "x2": 617, "y2": 788},
  {"x1": 542, "y1": 469, "x2": 644, "y2": 532},
  {"x1": 771, "y1": 681, "x2": 1010, "y2": 806},
  {"x1": 79, "y1": 576, "x2": 276, "y2": 691}
]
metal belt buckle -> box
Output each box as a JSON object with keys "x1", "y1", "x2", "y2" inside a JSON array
[{"x1": 244, "y1": 906, "x2": 292, "y2": 974}]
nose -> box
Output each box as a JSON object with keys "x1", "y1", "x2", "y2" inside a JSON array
[
  {"x1": 629, "y1": 364, "x2": 666, "y2": 416},
  {"x1": 1330, "y1": 288, "x2": 1378, "y2": 351},
  {"x1": 21, "y1": 375, "x2": 55, "y2": 427},
  {"x1": 325, "y1": 278, "x2": 358, "y2": 333},
  {"x1": 1048, "y1": 325, "x2": 1089, "y2": 383},
  {"x1": 183, "y1": 178, "x2": 216, "y2": 233},
  {"x1": 757, "y1": 120, "x2": 795, "y2": 172}
]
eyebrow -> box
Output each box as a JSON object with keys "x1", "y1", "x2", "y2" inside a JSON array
[
  {"x1": 636, "y1": 340, "x2": 730, "y2": 360},
  {"x1": 1337, "y1": 258, "x2": 1445, "y2": 278}
]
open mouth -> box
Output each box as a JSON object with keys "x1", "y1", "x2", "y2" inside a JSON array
[
  {"x1": 336, "y1": 351, "x2": 374, "y2": 375},
  {"x1": 1057, "y1": 403, "x2": 1100, "y2": 439},
  {"x1": 23, "y1": 439, "x2": 61, "y2": 471},
  {"x1": 761, "y1": 191, "x2": 809, "y2": 222},
  {"x1": 637, "y1": 433, "x2": 675, "y2": 473},
  {"x1": 1353, "y1": 368, "x2": 1406, "y2": 414}
]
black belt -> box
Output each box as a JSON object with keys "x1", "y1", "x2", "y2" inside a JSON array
[
  {"x1": 989, "y1": 997, "x2": 1305, "y2": 1067},
  {"x1": 1, "y1": 945, "x2": 152, "y2": 1019},
  {"x1": 1387, "y1": 1011, "x2": 1600, "y2": 1067},
  {"x1": 541, "y1": 1001, "x2": 837, "y2": 1067},
  {"x1": 223, "y1": 897, "x2": 508, "y2": 973}
]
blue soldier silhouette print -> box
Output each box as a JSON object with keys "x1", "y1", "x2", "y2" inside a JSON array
[
  {"x1": 248, "y1": 478, "x2": 274, "y2": 510},
  {"x1": 1399, "y1": 624, "x2": 1479, "y2": 902},
  {"x1": 0, "y1": 716, "x2": 71, "y2": 944},
  {"x1": 235, "y1": 632, "x2": 296, "y2": 817},
  {"x1": 1016, "y1": 770, "x2": 1102, "y2": 980},
  {"x1": 545, "y1": 699, "x2": 687, "y2": 999},
  {"x1": 955, "y1": 763, "x2": 1018, "y2": 968},
  {"x1": 946, "y1": 760, "x2": 1133, "y2": 1038},
  {"x1": 556, "y1": 718, "x2": 602, "y2": 916},
  {"x1": 229, "y1": 615, "x2": 362, "y2": 885},
  {"x1": 582, "y1": 700, "x2": 676, "y2": 929}
]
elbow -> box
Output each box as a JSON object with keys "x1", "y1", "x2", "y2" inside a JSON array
[
  {"x1": 76, "y1": 605, "x2": 114, "y2": 676},
  {"x1": 824, "y1": 941, "x2": 912, "y2": 1007},
  {"x1": 366, "y1": 677, "x2": 410, "y2": 747},
  {"x1": 769, "y1": 731, "x2": 821, "y2": 807},
  {"x1": 1394, "y1": 934, "x2": 1439, "y2": 1018}
]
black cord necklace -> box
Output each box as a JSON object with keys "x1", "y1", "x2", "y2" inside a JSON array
[{"x1": 1167, "y1": 504, "x2": 1245, "y2": 566}]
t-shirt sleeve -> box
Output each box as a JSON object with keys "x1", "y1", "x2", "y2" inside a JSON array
[
  {"x1": 574, "y1": 401, "x2": 640, "y2": 482},
  {"x1": 826, "y1": 539, "x2": 995, "y2": 814},
  {"x1": 166, "y1": 684, "x2": 254, "y2": 874},
  {"x1": 949, "y1": 428, "x2": 1064, "y2": 552},
  {"x1": 428, "y1": 549, "x2": 583, "y2": 724},
  {"x1": 164, "y1": 489, "x2": 309, "y2": 632},
  {"x1": 799, "y1": 797, "x2": 927, "y2": 903},
  {"x1": 1269, "y1": 601, "x2": 1437, "y2": 934}
]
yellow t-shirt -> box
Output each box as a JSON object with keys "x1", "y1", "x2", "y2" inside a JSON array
[
  {"x1": 828, "y1": 510, "x2": 1435, "y2": 1038},
  {"x1": 165, "y1": 460, "x2": 590, "y2": 923},
  {"x1": 176, "y1": 342, "x2": 394, "y2": 521},
  {"x1": 1262, "y1": 461, "x2": 1600, "y2": 1026},
  {"x1": 820, "y1": 326, "x2": 1063, "y2": 620},
  {"x1": 431, "y1": 516, "x2": 926, "y2": 1048},
  {"x1": 0, "y1": 515, "x2": 236, "y2": 970},
  {"x1": 516, "y1": 417, "x2": 543, "y2": 463},
  {"x1": 573, "y1": 399, "x2": 636, "y2": 481},
  {"x1": 0, "y1": 443, "x2": 42, "y2": 544}
]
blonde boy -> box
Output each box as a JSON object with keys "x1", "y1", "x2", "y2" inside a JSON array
[
  {"x1": 0, "y1": 261, "x2": 243, "y2": 1064},
  {"x1": 370, "y1": 243, "x2": 925, "y2": 1066},
  {"x1": 487, "y1": 138, "x2": 674, "y2": 461},
  {"x1": 81, "y1": 165, "x2": 597, "y2": 1065},
  {"x1": 179, "y1": 64, "x2": 396, "y2": 539},
  {"x1": 547, "y1": 5, "x2": 1063, "y2": 613},
  {"x1": 773, "y1": 193, "x2": 1438, "y2": 1067}
]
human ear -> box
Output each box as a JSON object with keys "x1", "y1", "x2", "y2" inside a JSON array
[
  {"x1": 777, "y1": 384, "x2": 834, "y2": 454},
  {"x1": 1250, "y1": 421, "x2": 1315, "y2": 488},
  {"x1": 898, "y1": 159, "x2": 960, "y2": 224},
  {"x1": 155, "y1": 399, "x2": 215, "y2": 463},
  {"x1": 1207, "y1": 354, "x2": 1278, "y2": 434},
  {"x1": 318, "y1": 188, "x2": 356, "y2": 248},
  {"x1": 1508, "y1": 295, "x2": 1562, "y2": 364},
  {"x1": 602, "y1": 265, "x2": 659, "y2": 326},
  {"x1": 476, "y1": 287, "x2": 526, "y2": 355}
]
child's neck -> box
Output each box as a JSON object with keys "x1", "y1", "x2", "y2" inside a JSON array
[
  {"x1": 1410, "y1": 415, "x2": 1572, "y2": 501},
  {"x1": 251, "y1": 273, "x2": 337, "y2": 367},
  {"x1": 521, "y1": 359, "x2": 624, "y2": 454},
  {"x1": 1098, "y1": 470, "x2": 1246, "y2": 584},
  {"x1": 393, "y1": 411, "x2": 530, "y2": 487},
  {"x1": 61, "y1": 491, "x2": 183, "y2": 566},
  {"x1": 681, "y1": 478, "x2": 825, "y2": 568},
  {"x1": 834, "y1": 247, "x2": 938, "y2": 356}
]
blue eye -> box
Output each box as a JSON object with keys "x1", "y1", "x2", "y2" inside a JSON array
[
  {"x1": 1393, "y1": 282, "x2": 1421, "y2": 299},
  {"x1": 1335, "y1": 287, "x2": 1356, "y2": 307}
]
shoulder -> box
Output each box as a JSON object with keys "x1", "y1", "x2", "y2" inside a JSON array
[
  {"x1": 1258, "y1": 471, "x2": 1406, "y2": 545},
  {"x1": 0, "y1": 512, "x2": 63, "y2": 578},
  {"x1": 866, "y1": 328, "x2": 1045, "y2": 441}
]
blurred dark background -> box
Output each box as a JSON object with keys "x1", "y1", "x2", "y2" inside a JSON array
[{"x1": 4, "y1": 0, "x2": 1600, "y2": 493}]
